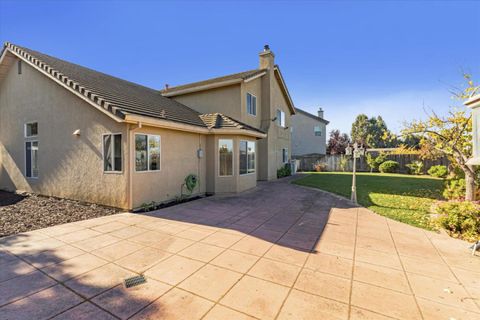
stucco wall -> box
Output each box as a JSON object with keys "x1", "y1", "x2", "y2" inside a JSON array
[
  {"x1": 130, "y1": 126, "x2": 207, "y2": 208},
  {"x1": 241, "y1": 78, "x2": 262, "y2": 129},
  {"x1": 173, "y1": 85, "x2": 241, "y2": 120},
  {"x1": 207, "y1": 135, "x2": 257, "y2": 194},
  {"x1": 291, "y1": 112, "x2": 327, "y2": 155},
  {"x1": 0, "y1": 58, "x2": 129, "y2": 208}
]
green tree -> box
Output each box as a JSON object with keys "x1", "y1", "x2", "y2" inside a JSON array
[
  {"x1": 351, "y1": 114, "x2": 396, "y2": 147},
  {"x1": 403, "y1": 74, "x2": 478, "y2": 201},
  {"x1": 366, "y1": 152, "x2": 388, "y2": 172}
]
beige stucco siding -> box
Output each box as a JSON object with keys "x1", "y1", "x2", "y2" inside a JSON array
[
  {"x1": 206, "y1": 135, "x2": 257, "y2": 194},
  {"x1": 0, "y1": 58, "x2": 129, "y2": 208},
  {"x1": 173, "y1": 85, "x2": 241, "y2": 120},
  {"x1": 241, "y1": 78, "x2": 262, "y2": 129},
  {"x1": 291, "y1": 112, "x2": 327, "y2": 155},
  {"x1": 265, "y1": 76, "x2": 292, "y2": 180},
  {"x1": 130, "y1": 126, "x2": 207, "y2": 209}
]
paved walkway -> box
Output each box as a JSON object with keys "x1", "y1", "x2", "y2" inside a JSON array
[{"x1": 0, "y1": 179, "x2": 479, "y2": 319}]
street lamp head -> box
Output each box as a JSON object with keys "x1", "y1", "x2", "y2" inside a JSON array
[{"x1": 345, "y1": 145, "x2": 353, "y2": 156}]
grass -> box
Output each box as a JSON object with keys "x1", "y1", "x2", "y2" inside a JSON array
[{"x1": 293, "y1": 172, "x2": 445, "y2": 230}]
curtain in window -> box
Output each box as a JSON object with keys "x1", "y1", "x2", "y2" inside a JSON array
[{"x1": 103, "y1": 135, "x2": 113, "y2": 171}]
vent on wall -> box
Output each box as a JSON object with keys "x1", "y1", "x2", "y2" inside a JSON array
[{"x1": 18, "y1": 60, "x2": 22, "y2": 75}]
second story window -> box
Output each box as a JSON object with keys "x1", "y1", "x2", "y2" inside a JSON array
[
  {"x1": 247, "y1": 93, "x2": 257, "y2": 116},
  {"x1": 25, "y1": 122, "x2": 38, "y2": 137},
  {"x1": 314, "y1": 126, "x2": 322, "y2": 136},
  {"x1": 277, "y1": 109, "x2": 285, "y2": 127}
]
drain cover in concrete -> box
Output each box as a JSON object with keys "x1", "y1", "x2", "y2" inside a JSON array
[{"x1": 124, "y1": 275, "x2": 147, "y2": 288}]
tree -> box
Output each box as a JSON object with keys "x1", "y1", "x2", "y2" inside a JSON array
[
  {"x1": 366, "y1": 152, "x2": 388, "y2": 172},
  {"x1": 327, "y1": 129, "x2": 350, "y2": 155},
  {"x1": 351, "y1": 114, "x2": 396, "y2": 147},
  {"x1": 403, "y1": 74, "x2": 478, "y2": 201}
]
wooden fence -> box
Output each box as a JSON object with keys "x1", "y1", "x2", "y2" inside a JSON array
[{"x1": 293, "y1": 153, "x2": 449, "y2": 173}]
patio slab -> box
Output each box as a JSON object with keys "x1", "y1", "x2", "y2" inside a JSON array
[{"x1": 0, "y1": 178, "x2": 479, "y2": 319}]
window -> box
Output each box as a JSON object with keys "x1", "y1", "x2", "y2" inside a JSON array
[
  {"x1": 239, "y1": 140, "x2": 255, "y2": 175},
  {"x1": 135, "y1": 134, "x2": 161, "y2": 171},
  {"x1": 247, "y1": 93, "x2": 257, "y2": 116},
  {"x1": 277, "y1": 109, "x2": 285, "y2": 127},
  {"x1": 25, "y1": 141, "x2": 38, "y2": 178},
  {"x1": 282, "y1": 148, "x2": 289, "y2": 164},
  {"x1": 103, "y1": 134, "x2": 122, "y2": 172},
  {"x1": 219, "y1": 139, "x2": 233, "y2": 176},
  {"x1": 18, "y1": 60, "x2": 22, "y2": 75},
  {"x1": 25, "y1": 122, "x2": 38, "y2": 137},
  {"x1": 314, "y1": 126, "x2": 322, "y2": 136}
]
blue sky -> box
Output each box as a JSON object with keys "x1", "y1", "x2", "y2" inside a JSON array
[{"x1": 1, "y1": 0, "x2": 479, "y2": 135}]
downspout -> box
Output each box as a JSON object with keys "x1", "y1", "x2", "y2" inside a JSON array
[{"x1": 127, "y1": 121, "x2": 142, "y2": 210}]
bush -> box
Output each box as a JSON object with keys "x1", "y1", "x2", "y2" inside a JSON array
[
  {"x1": 366, "y1": 152, "x2": 387, "y2": 172},
  {"x1": 433, "y1": 201, "x2": 480, "y2": 241},
  {"x1": 406, "y1": 161, "x2": 424, "y2": 175},
  {"x1": 339, "y1": 155, "x2": 349, "y2": 172},
  {"x1": 277, "y1": 164, "x2": 292, "y2": 178},
  {"x1": 443, "y1": 179, "x2": 466, "y2": 200},
  {"x1": 379, "y1": 160, "x2": 399, "y2": 173},
  {"x1": 428, "y1": 165, "x2": 448, "y2": 178},
  {"x1": 313, "y1": 162, "x2": 327, "y2": 172}
]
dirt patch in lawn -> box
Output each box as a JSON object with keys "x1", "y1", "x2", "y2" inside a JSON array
[{"x1": 0, "y1": 191, "x2": 121, "y2": 237}]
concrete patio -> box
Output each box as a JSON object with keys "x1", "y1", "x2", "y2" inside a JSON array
[{"x1": 0, "y1": 179, "x2": 479, "y2": 320}]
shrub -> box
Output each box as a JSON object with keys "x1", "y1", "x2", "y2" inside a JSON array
[
  {"x1": 366, "y1": 152, "x2": 387, "y2": 172},
  {"x1": 433, "y1": 201, "x2": 480, "y2": 241},
  {"x1": 428, "y1": 165, "x2": 448, "y2": 178},
  {"x1": 379, "y1": 160, "x2": 399, "y2": 173},
  {"x1": 313, "y1": 162, "x2": 327, "y2": 172},
  {"x1": 443, "y1": 179, "x2": 466, "y2": 200},
  {"x1": 406, "y1": 161, "x2": 424, "y2": 175},
  {"x1": 339, "y1": 155, "x2": 349, "y2": 172},
  {"x1": 277, "y1": 164, "x2": 292, "y2": 178}
]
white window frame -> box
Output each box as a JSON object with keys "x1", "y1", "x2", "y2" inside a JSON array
[
  {"x1": 239, "y1": 140, "x2": 256, "y2": 175},
  {"x1": 282, "y1": 148, "x2": 289, "y2": 164},
  {"x1": 24, "y1": 121, "x2": 38, "y2": 138},
  {"x1": 246, "y1": 92, "x2": 257, "y2": 116},
  {"x1": 102, "y1": 133, "x2": 123, "y2": 173},
  {"x1": 25, "y1": 140, "x2": 39, "y2": 179},
  {"x1": 134, "y1": 133, "x2": 161, "y2": 173},
  {"x1": 314, "y1": 126, "x2": 322, "y2": 136},
  {"x1": 277, "y1": 109, "x2": 286, "y2": 127},
  {"x1": 218, "y1": 138, "x2": 234, "y2": 177}
]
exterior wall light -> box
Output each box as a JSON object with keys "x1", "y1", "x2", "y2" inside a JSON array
[{"x1": 73, "y1": 129, "x2": 81, "y2": 136}]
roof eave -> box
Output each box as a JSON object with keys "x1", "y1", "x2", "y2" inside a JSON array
[
  {"x1": 465, "y1": 94, "x2": 480, "y2": 109},
  {"x1": 124, "y1": 114, "x2": 266, "y2": 138},
  {"x1": 273, "y1": 66, "x2": 295, "y2": 115},
  {"x1": 162, "y1": 78, "x2": 243, "y2": 97}
]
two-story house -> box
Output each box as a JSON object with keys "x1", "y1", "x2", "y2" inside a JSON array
[
  {"x1": 291, "y1": 107, "x2": 329, "y2": 156},
  {"x1": 0, "y1": 43, "x2": 295, "y2": 210},
  {"x1": 161, "y1": 45, "x2": 295, "y2": 181}
]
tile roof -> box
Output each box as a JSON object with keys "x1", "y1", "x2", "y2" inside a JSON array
[
  {"x1": 160, "y1": 69, "x2": 266, "y2": 94},
  {"x1": 200, "y1": 113, "x2": 265, "y2": 134},
  {"x1": 3, "y1": 43, "x2": 206, "y2": 127}
]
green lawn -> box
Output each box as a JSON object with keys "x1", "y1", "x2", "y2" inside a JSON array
[{"x1": 293, "y1": 172, "x2": 445, "y2": 229}]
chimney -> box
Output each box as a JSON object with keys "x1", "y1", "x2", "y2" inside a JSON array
[
  {"x1": 259, "y1": 44, "x2": 275, "y2": 69},
  {"x1": 318, "y1": 107, "x2": 324, "y2": 119},
  {"x1": 164, "y1": 84, "x2": 169, "y2": 91}
]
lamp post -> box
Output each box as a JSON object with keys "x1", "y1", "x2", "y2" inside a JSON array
[{"x1": 345, "y1": 143, "x2": 365, "y2": 204}]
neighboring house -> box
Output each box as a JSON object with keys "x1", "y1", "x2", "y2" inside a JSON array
[
  {"x1": 0, "y1": 43, "x2": 294, "y2": 209},
  {"x1": 291, "y1": 107, "x2": 329, "y2": 156}
]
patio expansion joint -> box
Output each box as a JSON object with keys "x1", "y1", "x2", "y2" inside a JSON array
[
  {"x1": 0, "y1": 247, "x2": 123, "y2": 320},
  {"x1": 421, "y1": 228, "x2": 480, "y2": 312},
  {"x1": 385, "y1": 218, "x2": 425, "y2": 320},
  {"x1": 347, "y1": 207, "x2": 359, "y2": 320}
]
